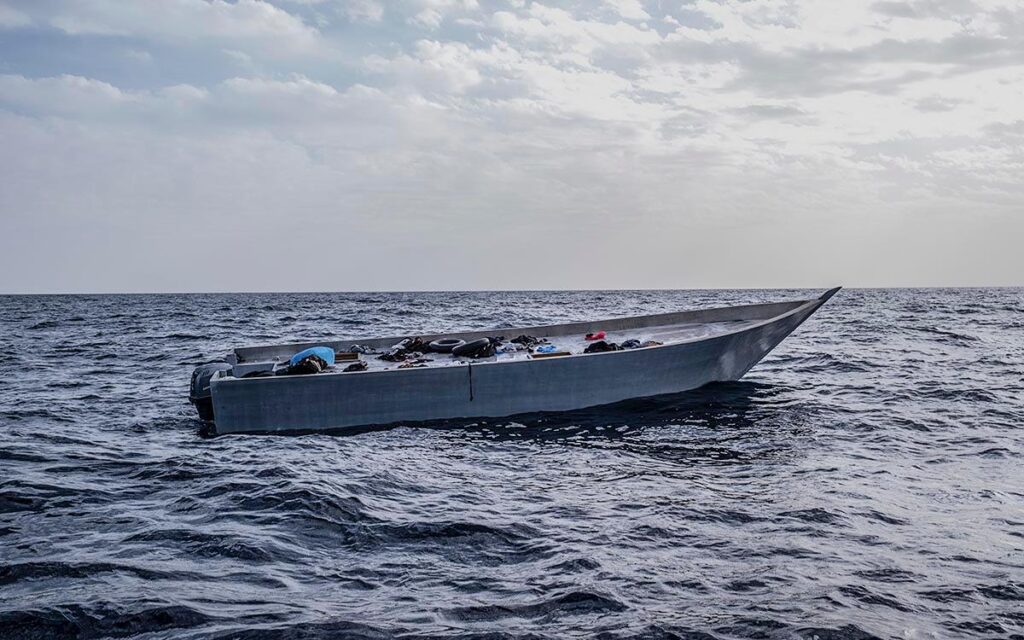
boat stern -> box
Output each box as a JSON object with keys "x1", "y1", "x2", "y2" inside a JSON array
[{"x1": 189, "y1": 362, "x2": 232, "y2": 422}]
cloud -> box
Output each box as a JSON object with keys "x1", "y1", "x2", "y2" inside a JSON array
[
  {"x1": 492, "y1": 4, "x2": 661, "y2": 58},
  {"x1": 124, "y1": 48, "x2": 154, "y2": 64},
  {"x1": 732, "y1": 104, "x2": 807, "y2": 119},
  {"x1": 342, "y1": 0, "x2": 384, "y2": 23},
  {"x1": 408, "y1": 0, "x2": 479, "y2": 29},
  {"x1": 914, "y1": 94, "x2": 961, "y2": 112},
  {"x1": 605, "y1": 0, "x2": 650, "y2": 22},
  {"x1": 0, "y1": 0, "x2": 1023, "y2": 291},
  {"x1": 0, "y1": 74, "x2": 134, "y2": 119},
  {"x1": 37, "y1": 0, "x2": 324, "y2": 56},
  {"x1": 365, "y1": 40, "x2": 489, "y2": 94},
  {"x1": 0, "y1": 3, "x2": 30, "y2": 28}
]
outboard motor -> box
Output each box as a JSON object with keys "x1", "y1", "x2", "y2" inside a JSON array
[{"x1": 189, "y1": 362, "x2": 232, "y2": 422}]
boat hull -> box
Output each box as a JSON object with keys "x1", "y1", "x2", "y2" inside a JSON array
[{"x1": 208, "y1": 290, "x2": 837, "y2": 435}]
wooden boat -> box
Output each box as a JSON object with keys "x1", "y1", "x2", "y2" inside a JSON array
[{"x1": 189, "y1": 288, "x2": 841, "y2": 435}]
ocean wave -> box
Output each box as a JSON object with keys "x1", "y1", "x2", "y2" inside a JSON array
[{"x1": 0, "y1": 288, "x2": 1020, "y2": 639}]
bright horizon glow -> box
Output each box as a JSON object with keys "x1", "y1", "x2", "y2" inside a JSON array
[{"x1": 1, "y1": 0, "x2": 1022, "y2": 294}]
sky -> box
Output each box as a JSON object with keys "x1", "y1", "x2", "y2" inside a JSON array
[{"x1": 0, "y1": 0, "x2": 1022, "y2": 293}]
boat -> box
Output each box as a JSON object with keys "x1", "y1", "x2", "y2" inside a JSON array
[{"x1": 189, "y1": 288, "x2": 841, "y2": 435}]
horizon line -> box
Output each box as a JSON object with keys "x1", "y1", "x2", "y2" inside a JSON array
[{"x1": 2, "y1": 284, "x2": 1022, "y2": 296}]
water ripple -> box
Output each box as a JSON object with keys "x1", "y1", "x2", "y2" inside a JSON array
[{"x1": 0, "y1": 288, "x2": 1023, "y2": 639}]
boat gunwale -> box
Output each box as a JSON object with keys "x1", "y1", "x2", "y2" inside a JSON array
[
  {"x1": 234, "y1": 290, "x2": 835, "y2": 358},
  {"x1": 216, "y1": 288, "x2": 838, "y2": 385}
]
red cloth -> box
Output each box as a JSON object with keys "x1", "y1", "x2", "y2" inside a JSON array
[{"x1": 585, "y1": 331, "x2": 606, "y2": 341}]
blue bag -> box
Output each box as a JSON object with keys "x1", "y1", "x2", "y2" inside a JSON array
[{"x1": 289, "y1": 346, "x2": 336, "y2": 367}]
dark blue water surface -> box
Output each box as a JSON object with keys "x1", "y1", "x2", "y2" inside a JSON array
[{"x1": 1, "y1": 289, "x2": 1022, "y2": 639}]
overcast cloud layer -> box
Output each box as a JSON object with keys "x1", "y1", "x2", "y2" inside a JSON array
[{"x1": 1, "y1": 0, "x2": 1022, "y2": 292}]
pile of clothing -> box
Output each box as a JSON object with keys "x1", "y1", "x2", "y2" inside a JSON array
[
  {"x1": 583, "y1": 340, "x2": 620, "y2": 353},
  {"x1": 279, "y1": 346, "x2": 336, "y2": 376},
  {"x1": 398, "y1": 358, "x2": 432, "y2": 368},
  {"x1": 379, "y1": 337, "x2": 431, "y2": 362},
  {"x1": 347, "y1": 344, "x2": 379, "y2": 355},
  {"x1": 452, "y1": 335, "x2": 551, "y2": 359},
  {"x1": 623, "y1": 339, "x2": 664, "y2": 349},
  {"x1": 511, "y1": 334, "x2": 546, "y2": 348},
  {"x1": 583, "y1": 338, "x2": 663, "y2": 353}
]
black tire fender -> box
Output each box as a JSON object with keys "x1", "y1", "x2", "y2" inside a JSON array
[
  {"x1": 429, "y1": 338, "x2": 466, "y2": 353},
  {"x1": 451, "y1": 338, "x2": 491, "y2": 357}
]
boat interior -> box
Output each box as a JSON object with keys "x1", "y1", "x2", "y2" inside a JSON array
[{"x1": 225, "y1": 296, "x2": 820, "y2": 378}]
